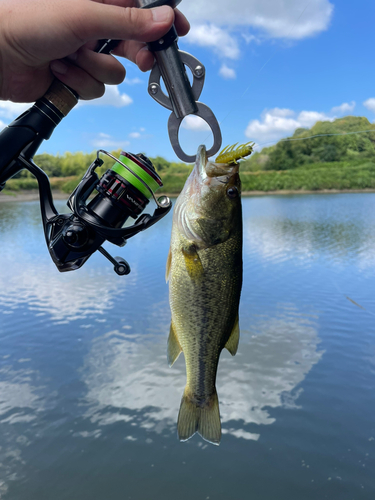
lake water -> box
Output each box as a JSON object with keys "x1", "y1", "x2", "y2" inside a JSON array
[{"x1": 0, "y1": 193, "x2": 375, "y2": 499}]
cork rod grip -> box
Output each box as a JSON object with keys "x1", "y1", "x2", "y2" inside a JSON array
[{"x1": 43, "y1": 80, "x2": 79, "y2": 117}]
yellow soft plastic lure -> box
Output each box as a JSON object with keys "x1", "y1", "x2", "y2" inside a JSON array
[{"x1": 215, "y1": 141, "x2": 254, "y2": 165}]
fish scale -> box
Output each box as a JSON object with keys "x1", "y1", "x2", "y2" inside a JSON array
[{"x1": 166, "y1": 144, "x2": 246, "y2": 445}]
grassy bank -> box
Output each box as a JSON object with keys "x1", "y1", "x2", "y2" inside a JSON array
[
  {"x1": 240, "y1": 161, "x2": 375, "y2": 192},
  {"x1": 4, "y1": 160, "x2": 375, "y2": 195},
  {"x1": 3, "y1": 176, "x2": 78, "y2": 193}
]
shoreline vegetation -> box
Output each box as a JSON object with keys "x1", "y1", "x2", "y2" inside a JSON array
[
  {"x1": 2, "y1": 116, "x2": 375, "y2": 201},
  {"x1": 2, "y1": 188, "x2": 375, "y2": 203}
]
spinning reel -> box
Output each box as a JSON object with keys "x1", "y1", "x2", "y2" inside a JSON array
[{"x1": 33, "y1": 149, "x2": 171, "y2": 275}]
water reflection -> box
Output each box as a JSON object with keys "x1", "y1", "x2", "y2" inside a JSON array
[
  {"x1": 81, "y1": 304, "x2": 322, "y2": 442},
  {"x1": 0, "y1": 261, "x2": 137, "y2": 322},
  {"x1": 1, "y1": 195, "x2": 375, "y2": 500},
  {"x1": 0, "y1": 366, "x2": 44, "y2": 424},
  {"x1": 243, "y1": 195, "x2": 375, "y2": 268},
  {"x1": 0, "y1": 365, "x2": 45, "y2": 496},
  {"x1": 244, "y1": 216, "x2": 375, "y2": 265}
]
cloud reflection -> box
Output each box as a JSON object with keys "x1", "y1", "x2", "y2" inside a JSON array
[
  {"x1": 0, "y1": 257, "x2": 137, "y2": 322},
  {"x1": 0, "y1": 366, "x2": 45, "y2": 495},
  {"x1": 242, "y1": 197, "x2": 375, "y2": 269},
  {"x1": 0, "y1": 367, "x2": 44, "y2": 424},
  {"x1": 82, "y1": 306, "x2": 322, "y2": 442},
  {"x1": 218, "y1": 309, "x2": 323, "y2": 430}
]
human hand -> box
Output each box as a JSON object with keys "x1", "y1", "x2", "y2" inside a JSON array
[{"x1": 0, "y1": 0, "x2": 189, "y2": 102}]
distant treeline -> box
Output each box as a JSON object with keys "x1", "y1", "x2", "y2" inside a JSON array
[
  {"x1": 242, "y1": 116, "x2": 375, "y2": 171},
  {"x1": 4, "y1": 116, "x2": 375, "y2": 194},
  {"x1": 237, "y1": 115, "x2": 375, "y2": 191},
  {"x1": 14, "y1": 149, "x2": 192, "y2": 179},
  {"x1": 6, "y1": 149, "x2": 193, "y2": 194}
]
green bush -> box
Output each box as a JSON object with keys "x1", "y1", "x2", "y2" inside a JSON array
[
  {"x1": 240, "y1": 163, "x2": 375, "y2": 192},
  {"x1": 158, "y1": 172, "x2": 191, "y2": 194},
  {"x1": 61, "y1": 177, "x2": 81, "y2": 194},
  {"x1": 4, "y1": 177, "x2": 39, "y2": 191}
]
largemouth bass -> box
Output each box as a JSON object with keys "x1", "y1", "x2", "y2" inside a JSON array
[{"x1": 166, "y1": 144, "x2": 244, "y2": 445}]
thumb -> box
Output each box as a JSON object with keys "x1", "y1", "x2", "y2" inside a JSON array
[{"x1": 77, "y1": 4, "x2": 175, "y2": 43}]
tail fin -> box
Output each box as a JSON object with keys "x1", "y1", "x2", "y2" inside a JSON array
[{"x1": 177, "y1": 388, "x2": 221, "y2": 445}]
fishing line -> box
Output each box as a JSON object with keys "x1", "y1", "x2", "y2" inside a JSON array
[
  {"x1": 253, "y1": 129, "x2": 375, "y2": 151},
  {"x1": 202, "y1": 0, "x2": 313, "y2": 145}
]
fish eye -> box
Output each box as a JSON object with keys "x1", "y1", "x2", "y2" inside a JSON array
[{"x1": 226, "y1": 186, "x2": 239, "y2": 199}]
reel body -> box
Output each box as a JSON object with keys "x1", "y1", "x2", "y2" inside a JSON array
[{"x1": 32, "y1": 150, "x2": 171, "y2": 275}]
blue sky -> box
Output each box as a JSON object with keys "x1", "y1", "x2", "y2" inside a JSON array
[{"x1": 1, "y1": 0, "x2": 375, "y2": 162}]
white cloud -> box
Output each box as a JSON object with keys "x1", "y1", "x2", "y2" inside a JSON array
[
  {"x1": 183, "y1": 0, "x2": 333, "y2": 39},
  {"x1": 185, "y1": 24, "x2": 240, "y2": 59},
  {"x1": 242, "y1": 33, "x2": 259, "y2": 44},
  {"x1": 364, "y1": 98, "x2": 375, "y2": 113},
  {"x1": 124, "y1": 77, "x2": 143, "y2": 85},
  {"x1": 128, "y1": 128, "x2": 148, "y2": 140},
  {"x1": 0, "y1": 101, "x2": 30, "y2": 121},
  {"x1": 181, "y1": 115, "x2": 211, "y2": 132},
  {"x1": 267, "y1": 108, "x2": 295, "y2": 118},
  {"x1": 245, "y1": 101, "x2": 355, "y2": 145},
  {"x1": 245, "y1": 108, "x2": 301, "y2": 143},
  {"x1": 129, "y1": 132, "x2": 141, "y2": 139},
  {"x1": 91, "y1": 132, "x2": 129, "y2": 150},
  {"x1": 181, "y1": 0, "x2": 333, "y2": 64},
  {"x1": 79, "y1": 85, "x2": 132, "y2": 108},
  {"x1": 245, "y1": 107, "x2": 334, "y2": 144},
  {"x1": 298, "y1": 110, "x2": 331, "y2": 127},
  {"x1": 331, "y1": 101, "x2": 355, "y2": 114},
  {"x1": 0, "y1": 85, "x2": 132, "y2": 126},
  {"x1": 219, "y1": 64, "x2": 236, "y2": 80}
]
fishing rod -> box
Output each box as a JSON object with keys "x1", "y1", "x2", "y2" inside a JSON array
[{"x1": 0, "y1": 0, "x2": 222, "y2": 275}]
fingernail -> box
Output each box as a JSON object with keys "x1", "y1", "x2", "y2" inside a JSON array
[
  {"x1": 50, "y1": 60, "x2": 68, "y2": 74},
  {"x1": 151, "y1": 5, "x2": 171, "y2": 23}
]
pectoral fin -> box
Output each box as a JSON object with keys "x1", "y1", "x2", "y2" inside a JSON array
[
  {"x1": 225, "y1": 315, "x2": 240, "y2": 356},
  {"x1": 182, "y1": 245, "x2": 204, "y2": 281},
  {"x1": 167, "y1": 322, "x2": 182, "y2": 367},
  {"x1": 166, "y1": 247, "x2": 172, "y2": 282}
]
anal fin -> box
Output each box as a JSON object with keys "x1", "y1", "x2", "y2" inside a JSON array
[{"x1": 167, "y1": 322, "x2": 182, "y2": 367}]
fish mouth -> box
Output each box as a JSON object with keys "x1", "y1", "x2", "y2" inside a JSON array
[{"x1": 195, "y1": 144, "x2": 239, "y2": 179}]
